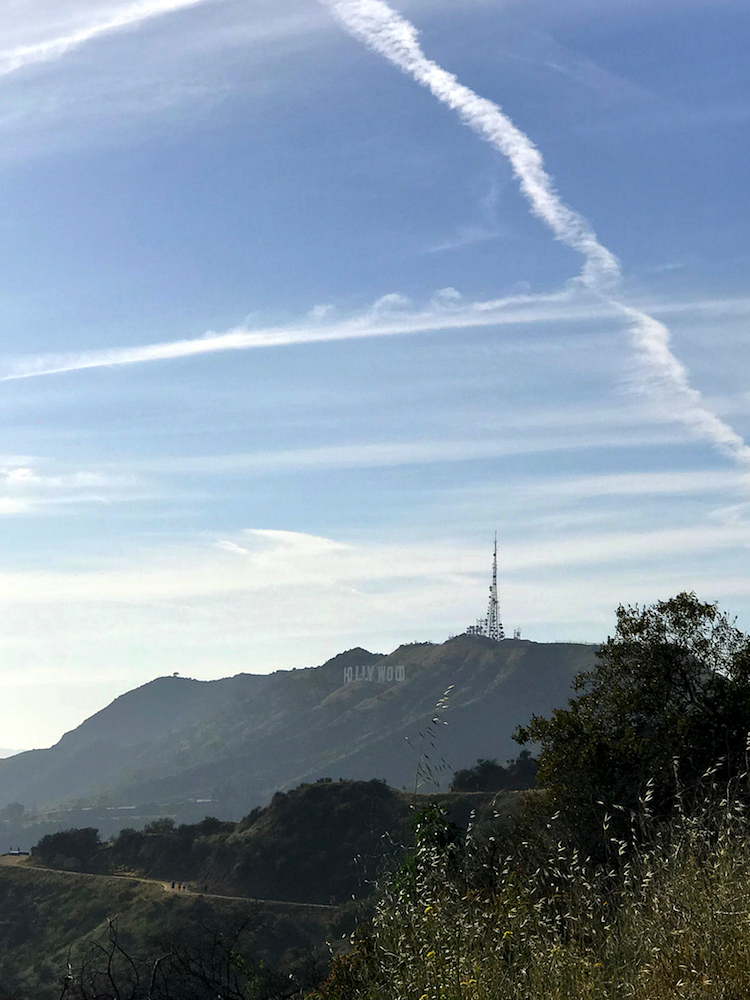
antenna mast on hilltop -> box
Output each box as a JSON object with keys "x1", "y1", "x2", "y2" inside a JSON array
[{"x1": 466, "y1": 533, "x2": 504, "y2": 642}]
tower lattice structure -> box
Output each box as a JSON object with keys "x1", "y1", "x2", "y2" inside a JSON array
[{"x1": 466, "y1": 534, "x2": 504, "y2": 642}]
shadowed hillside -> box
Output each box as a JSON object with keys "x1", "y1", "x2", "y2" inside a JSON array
[{"x1": 0, "y1": 636, "x2": 595, "y2": 820}]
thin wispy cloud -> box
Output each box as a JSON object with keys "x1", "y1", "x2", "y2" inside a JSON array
[
  {"x1": 426, "y1": 224, "x2": 501, "y2": 254},
  {"x1": 124, "y1": 428, "x2": 686, "y2": 478},
  {"x1": 0, "y1": 288, "x2": 600, "y2": 381},
  {"x1": 0, "y1": 0, "x2": 213, "y2": 78},
  {"x1": 5, "y1": 289, "x2": 750, "y2": 385},
  {"x1": 426, "y1": 175, "x2": 505, "y2": 253},
  {"x1": 0, "y1": 459, "x2": 158, "y2": 517},
  {"x1": 1, "y1": 524, "x2": 749, "y2": 609},
  {"x1": 318, "y1": 0, "x2": 750, "y2": 468},
  {"x1": 532, "y1": 470, "x2": 750, "y2": 499}
]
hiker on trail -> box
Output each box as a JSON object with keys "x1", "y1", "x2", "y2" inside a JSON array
[{"x1": 171, "y1": 881, "x2": 175, "y2": 889}]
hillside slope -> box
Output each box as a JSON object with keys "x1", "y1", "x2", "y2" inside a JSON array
[
  {"x1": 0, "y1": 636, "x2": 595, "y2": 816},
  {"x1": 30, "y1": 779, "x2": 524, "y2": 905},
  {"x1": 0, "y1": 860, "x2": 333, "y2": 1000}
]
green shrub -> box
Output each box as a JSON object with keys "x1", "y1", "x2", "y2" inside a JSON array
[
  {"x1": 32, "y1": 828, "x2": 101, "y2": 869},
  {"x1": 450, "y1": 753, "x2": 537, "y2": 792}
]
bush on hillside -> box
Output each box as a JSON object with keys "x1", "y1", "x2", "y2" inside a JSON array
[
  {"x1": 32, "y1": 828, "x2": 100, "y2": 870},
  {"x1": 451, "y1": 758, "x2": 507, "y2": 791},
  {"x1": 450, "y1": 752, "x2": 537, "y2": 792}
]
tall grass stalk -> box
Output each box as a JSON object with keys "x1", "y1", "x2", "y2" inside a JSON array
[{"x1": 312, "y1": 776, "x2": 750, "y2": 1000}]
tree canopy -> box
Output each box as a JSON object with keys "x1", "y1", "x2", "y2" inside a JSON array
[
  {"x1": 450, "y1": 752, "x2": 537, "y2": 792},
  {"x1": 515, "y1": 592, "x2": 750, "y2": 843}
]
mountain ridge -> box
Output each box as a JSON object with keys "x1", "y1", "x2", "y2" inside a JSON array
[{"x1": 0, "y1": 636, "x2": 597, "y2": 816}]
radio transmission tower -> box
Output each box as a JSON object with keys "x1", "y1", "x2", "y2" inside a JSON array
[{"x1": 465, "y1": 534, "x2": 504, "y2": 642}]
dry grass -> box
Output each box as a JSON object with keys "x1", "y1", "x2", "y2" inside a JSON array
[{"x1": 311, "y1": 782, "x2": 750, "y2": 1000}]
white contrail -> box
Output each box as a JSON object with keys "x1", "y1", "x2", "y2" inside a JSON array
[
  {"x1": 0, "y1": 289, "x2": 598, "y2": 381},
  {"x1": 620, "y1": 305, "x2": 750, "y2": 462},
  {"x1": 1, "y1": 0, "x2": 212, "y2": 77},
  {"x1": 3, "y1": 291, "x2": 750, "y2": 389},
  {"x1": 319, "y1": 0, "x2": 750, "y2": 467}
]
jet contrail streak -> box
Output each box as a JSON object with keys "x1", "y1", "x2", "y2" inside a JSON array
[
  {"x1": 0, "y1": 289, "x2": 591, "y2": 382},
  {"x1": 1, "y1": 0, "x2": 212, "y2": 77},
  {"x1": 319, "y1": 0, "x2": 750, "y2": 467}
]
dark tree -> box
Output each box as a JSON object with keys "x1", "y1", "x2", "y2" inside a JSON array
[
  {"x1": 33, "y1": 828, "x2": 101, "y2": 870},
  {"x1": 450, "y1": 758, "x2": 509, "y2": 792},
  {"x1": 515, "y1": 593, "x2": 750, "y2": 845},
  {"x1": 504, "y1": 750, "x2": 538, "y2": 790},
  {"x1": 450, "y1": 752, "x2": 537, "y2": 792}
]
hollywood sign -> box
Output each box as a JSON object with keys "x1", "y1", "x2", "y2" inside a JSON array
[{"x1": 344, "y1": 664, "x2": 406, "y2": 685}]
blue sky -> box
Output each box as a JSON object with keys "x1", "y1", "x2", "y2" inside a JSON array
[{"x1": 1, "y1": 0, "x2": 749, "y2": 749}]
